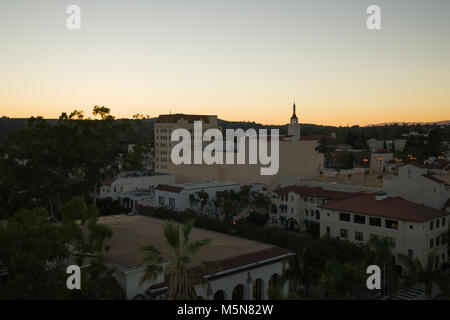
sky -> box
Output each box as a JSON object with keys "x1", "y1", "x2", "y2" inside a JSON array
[{"x1": 0, "y1": 0, "x2": 449, "y2": 126}]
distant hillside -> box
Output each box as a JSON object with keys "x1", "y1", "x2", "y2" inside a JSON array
[{"x1": 366, "y1": 120, "x2": 450, "y2": 127}]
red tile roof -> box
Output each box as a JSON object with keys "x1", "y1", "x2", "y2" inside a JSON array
[
  {"x1": 275, "y1": 185, "x2": 354, "y2": 199},
  {"x1": 100, "y1": 178, "x2": 116, "y2": 187},
  {"x1": 156, "y1": 114, "x2": 214, "y2": 124},
  {"x1": 155, "y1": 184, "x2": 184, "y2": 193},
  {"x1": 320, "y1": 193, "x2": 448, "y2": 222},
  {"x1": 148, "y1": 247, "x2": 292, "y2": 291}
]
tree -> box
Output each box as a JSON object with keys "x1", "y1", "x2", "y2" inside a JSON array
[
  {"x1": 398, "y1": 251, "x2": 449, "y2": 300},
  {"x1": 140, "y1": 219, "x2": 211, "y2": 300},
  {"x1": 365, "y1": 237, "x2": 399, "y2": 298},
  {"x1": 281, "y1": 248, "x2": 319, "y2": 297},
  {"x1": 0, "y1": 106, "x2": 140, "y2": 219},
  {"x1": 319, "y1": 258, "x2": 364, "y2": 299},
  {"x1": 250, "y1": 192, "x2": 271, "y2": 215},
  {"x1": 0, "y1": 197, "x2": 121, "y2": 299}
]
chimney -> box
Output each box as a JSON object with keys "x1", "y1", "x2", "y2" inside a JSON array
[{"x1": 375, "y1": 191, "x2": 388, "y2": 201}]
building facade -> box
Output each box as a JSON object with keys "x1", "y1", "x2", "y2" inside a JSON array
[
  {"x1": 99, "y1": 215, "x2": 293, "y2": 300},
  {"x1": 99, "y1": 171, "x2": 176, "y2": 200},
  {"x1": 154, "y1": 114, "x2": 221, "y2": 172},
  {"x1": 155, "y1": 181, "x2": 240, "y2": 214},
  {"x1": 320, "y1": 192, "x2": 449, "y2": 269},
  {"x1": 384, "y1": 163, "x2": 450, "y2": 210}
]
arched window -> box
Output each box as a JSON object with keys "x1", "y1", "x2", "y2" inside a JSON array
[
  {"x1": 213, "y1": 290, "x2": 226, "y2": 300},
  {"x1": 232, "y1": 284, "x2": 244, "y2": 300},
  {"x1": 253, "y1": 279, "x2": 263, "y2": 300},
  {"x1": 269, "y1": 273, "x2": 280, "y2": 292}
]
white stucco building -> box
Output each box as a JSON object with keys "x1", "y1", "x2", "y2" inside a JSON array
[
  {"x1": 384, "y1": 163, "x2": 450, "y2": 210},
  {"x1": 270, "y1": 185, "x2": 355, "y2": 231},
  {"x1": 154, "y1": 181, "x2": 240, "y2": 214},
  {"x1": 98, "y1": 171, "x2": 176, "y2": 200},
  {"x1": 320, "y1": 192, "x2": 449, "y2": 269},
  {"x1": 99, "y1": 215, "x2": 293, "y2": 300}
]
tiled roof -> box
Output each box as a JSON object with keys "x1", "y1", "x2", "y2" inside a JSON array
[
  {"x1": 155, "y1": 184, "x2": 184, "y2": 193},
  {"x1": 100, "y1": 178, "x2": 116, "y2": 187},
  {"x1": 148, "y1": 247, "x2": 292, "y2": 291},
  {"x1": 422, "y1": 174, "x2": 450, "y2": 186},
  {"x1": 274, "y1": 185, "x2": 354, "y2": 199},
  {"x1": 320, "y1": 193, "x2": 448, "y2": 222},
  {"x1": 156, "y1": 114, "x2": 214, "y2": 124}
]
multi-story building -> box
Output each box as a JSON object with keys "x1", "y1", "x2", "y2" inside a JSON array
[
  {"x1": 162, "y1": 105, "x2": 324, "y2": 186},
  {"x1": 320, "y1": 192, "x2": 449, "y2": 269},
  {"x1": 270, "y1": 185, "x2": 355, "y2": 231},
  {"x1": 370, "y1": 151, "x2": 394, "y2": 174},
  {"x1": 155, "y1": 181, "x2": 240, "y2": 214},
  {"x1": 98, "y1": 171, "x2": 175, "y2": 200},
  {"x1": 384, "y1": 163, "x2": 450, "y2": 210},
  {"x1": 99, "y1": 215, "x2": 293, "y2": 300},
  {"x1": 154, "y1": 114, "x2": 220, "y2": 172}
]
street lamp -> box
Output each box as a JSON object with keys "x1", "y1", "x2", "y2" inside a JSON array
[{"x1": 377, "y1": 157, "x2": 383, "y2": 175}]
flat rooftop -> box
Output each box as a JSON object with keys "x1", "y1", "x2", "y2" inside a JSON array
[
  {"x1": 99, "y1": 215, "x2": 285, "y2": 270},
  {"x1": 173, "y1": 181, "x2": 239, "y2": 190}
]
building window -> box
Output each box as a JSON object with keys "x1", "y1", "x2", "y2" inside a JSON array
[
  {"x1": 408, "y1": 249, "x2": 414, "y2": 259},
  {"x1": 326, "y1": 226, "x2": 331, "y2": 235},
  {"x1": 169, "y1": 198, "x2": 175, "y2": 209},
  {"x1": 315, "y1": 210, "x2": 320, "y2": 220},
  {"x1": 340, "y1": 229, "x2": 348, "y2": 240},
  {"x1": 430, "y1": 238, "x2": 434, "y2": 249},
  {"x1": 158, "y1": 196, "x2": 165, "y2": 206},
  {"x1": 303, "y1": 197, "x2": 308, "y2": 202},
  {"x1": 435, "y1": 256, "x2": 440, "y2": 270},
  {"x1": 355, "y1": 231, "x2": 364, "y2": 241},
  {"x1": 305, "y1": 209, "x2": 308, "y2": 217},
  {"x1": 253, "y1": 279, "x2": 263, "y2": 300},
  {"x1": 369, "y1": 217, "x2": 382, "y2": 227},
  {"x1": 213, "y1": 290, "x2": 226, "y2": 300},
  {"x1": 232, "y1": 284, "x2": 244, "y2": 300},
  {"x1": 408, "y1": 169, "x2": 412, "y2": 179},
  {"x1": 354, "y1": 215, "x2": 366, "y2": 224},
  {"x1": 430, "y1": 221, "x2": 434, "y2": 230},
  {"x1": 385, "y1": 219, "x2": 398, "y2": 230},
  {"x1": 436, "y1": 219, "x2": 440, "y2": 228},
  {"x1": 269, "y1": 274, "x2": 280, "y2": 294},
  {"x1": 388, "y1": 237, "x2": 396, "y2": 248},
  {"x1": 339, "y1": 212, "x2": 350, "y2": 222},
  {"x1": 436, "y1": 236, "x2": 440, "y2": 246},
  {"x1": 443, "y1": 217, "x2": 446, "y2": 227}
]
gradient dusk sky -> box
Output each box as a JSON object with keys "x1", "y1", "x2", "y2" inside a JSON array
[{"x1": 1, "y1": 0, "x2": 449, "y2": 126}]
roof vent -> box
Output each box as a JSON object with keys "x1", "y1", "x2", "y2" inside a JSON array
[{"x1": 375, "y1": 191, "x2": 388, "y2": 201}]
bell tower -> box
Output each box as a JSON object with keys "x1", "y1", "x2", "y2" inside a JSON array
[{"x1": 288, "y1": 102, "x2": 301, "y2": 140}]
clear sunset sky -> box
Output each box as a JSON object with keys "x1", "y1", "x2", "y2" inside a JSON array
[{"x1": 1, "y1": 0, "x2": 449, "y2": 126}]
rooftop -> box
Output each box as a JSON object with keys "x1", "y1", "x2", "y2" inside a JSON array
[
  {"x1": 156, "y1": 181, "x2": 239, "y2": 193},
  {"x1": 156, "y1": 114, "x2": 216, "y2": 124},
  {"x1": 275, "y1": 185, "x2": 356, "y2": 199},
  {"x1": 320, "y1": 193, "x2": 449, "y2": 222},
  {"x1": 98, "y1": 215, "x2": 288, "y2": 270}
]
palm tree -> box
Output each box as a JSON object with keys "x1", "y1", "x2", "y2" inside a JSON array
[
  {"x1": 398, "y1": 251, "x2": 449, "y2": 300},
  {"x1": 280, "y1": 248, "x2": 319, "y2": 297},
  {"x1": 140, "y1": 219, "x2": 211, "y2": 300},
  {"x1": 365, "y1": 237, "x2": 399, "y2": 297},
  {"x1": 319, "y1": 259, "x2": 364, "y2": 299}
]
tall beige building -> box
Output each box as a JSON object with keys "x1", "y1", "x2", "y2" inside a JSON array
[
  {"x1": 154, "y1": 114, "x2": 221, "y2": 172},
  {"x1": 154, "y1": 107, "x2": 324, "y2": 187}
]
